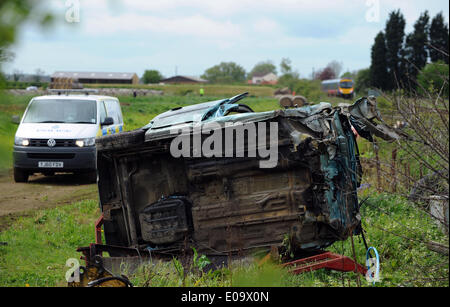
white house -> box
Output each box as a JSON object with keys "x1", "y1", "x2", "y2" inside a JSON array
[{"x1": 251, "y1": 72, "x2": 278, "y2": 85}]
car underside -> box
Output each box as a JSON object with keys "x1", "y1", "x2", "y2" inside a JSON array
[{"x1": 90, "y1": 94, "x2": 399, "y2": 259}]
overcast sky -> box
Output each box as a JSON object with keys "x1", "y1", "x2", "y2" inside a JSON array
[{"x1": 4, "y1": 0, "x2": 449, "y2": 78}]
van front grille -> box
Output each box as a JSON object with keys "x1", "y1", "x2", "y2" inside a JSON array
[{"x1": 29, "y1": 139, "x2": 77, "y2": 147}]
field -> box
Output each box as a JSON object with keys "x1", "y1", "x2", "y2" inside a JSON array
[
  {"x1": 0, "y1": 85, "x2": 448, "y2": 287},
  {"x1": 0, "y1": 192, "x2": 446, "y2": 287},
  {"x1": 85, "y1": 83, "x2": 277, "y2": 97}
]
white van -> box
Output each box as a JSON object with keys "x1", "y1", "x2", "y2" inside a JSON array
[{"x1": 13, "y1": 94, "x2": 124, "y2": 183}]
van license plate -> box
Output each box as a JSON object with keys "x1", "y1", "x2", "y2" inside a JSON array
[{"x1": 38, "y1": 161, "x2": 64, "y2": 168}]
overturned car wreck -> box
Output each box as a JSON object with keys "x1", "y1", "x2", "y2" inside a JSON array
[{"x1": 81, "y1": 93, "x2": 399, "y2": 266}]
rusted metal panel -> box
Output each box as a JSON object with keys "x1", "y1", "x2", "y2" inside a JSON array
[{"x1": 90, "y1": 94, "x2": 398, "y2": 258}]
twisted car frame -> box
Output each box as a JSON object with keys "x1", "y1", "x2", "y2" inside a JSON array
[{"x1": 78, "y1": 93, "x2": 399, "y2": 266}]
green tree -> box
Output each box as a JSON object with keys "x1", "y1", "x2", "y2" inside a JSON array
[
  {"x1": 278, "y1": 72, "x2": 299, "y2": 91},
  {"x1": 417, "y1": 61, "x2": 449, "y2": 97},
  {"x1": 248, "y1": 60, "x2": 276, "y2": 79},
  {"x1": 341, "y1": 71, "x2": 356, "y2": 79},
  {"x1": 385, "y1": 10, "x2": 406, "y2": 89},
  {"x1": 280, "y1": 58, "x2": 292, "y2": 75},
  {"x1": 0, "y1": 1, "x2": 52, "y2": 61},
  {"x1": 370, "y1": 32, "x2": 388, "y2": 90},
  {"x1": 429, "y1": 12, "x2": 449, "y2": 64},
  {"x1": 404, "y1": 11, "x2": 430, "y2": 82},
  {"x1": 201, "y1": 62, "x2": 246, "y2": 84},
  {"x1": 278, "y1": 58, "x2": 300, "y2": 91},
  {"x1": 142, "y1": 70, "x2": 163, "y2": 84},
  {"x1": 354, "y1": 68, "x2": 371, "y2": 93},
  {"x1": 0, "y1": 0, "x2": 52, "y2": 80},
  {"x1": 292, "y1": 79, "x2": 322, "y2": 102}
]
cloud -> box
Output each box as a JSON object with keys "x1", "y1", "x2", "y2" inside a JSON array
[
  {"x1": 81, "y1": 12, "x2": 241, "y2": 40},
  {"x1": 6, "y1": 0, "x2": 449, "y2": 77}
]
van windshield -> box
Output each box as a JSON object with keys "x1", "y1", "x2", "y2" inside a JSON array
[{"x1": 22, "y1": 99, "x2": 97, "y2": 124}]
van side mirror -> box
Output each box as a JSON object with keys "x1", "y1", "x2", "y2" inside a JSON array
[
  {"x1": 11, "y1": 115, "x2": 20, "y2": 125},
  {"x1": 101, "y1": 117, "x2": 114, "y2": 126}
]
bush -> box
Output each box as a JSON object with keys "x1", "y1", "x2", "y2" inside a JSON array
[
  {"x1": 5, "y1": 81, "x2": 48, "y2": 89},
  {"x1": 355, "y1": 68, "x2": 371, "y2": 94},
  {"x1": 417, "y1": 61, "x2": 449, "y2": 97},
  {"x1": 293, "y1": 79, "x2": 322, "y2": 102},
  {"x1": 142, "y1": 70, "x2": 163, "y2": 84}
]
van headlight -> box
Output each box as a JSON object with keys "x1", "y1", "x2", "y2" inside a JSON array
[
  {"x1": 75, "y1": 137, "x2": 95, "y2": 147},
  {"x1": 15, "y1": 137, "x2": 30, "y2": 146}
]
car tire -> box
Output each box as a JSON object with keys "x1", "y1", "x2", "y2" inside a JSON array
[{"x1": 14, "y1": 168, "x2": 29, "y2": 183}]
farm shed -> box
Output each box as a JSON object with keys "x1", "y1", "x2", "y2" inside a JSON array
[
  {"x1": 51, "y1": 71, "x2": 139, "y2": 84},
  {"x1": 160, "y1": 75, "x2": 208, "y2": 84}
]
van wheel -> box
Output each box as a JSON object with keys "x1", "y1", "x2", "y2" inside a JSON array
[{"x1": 14, "y1": 168, "x2": 29, "y2": 183}]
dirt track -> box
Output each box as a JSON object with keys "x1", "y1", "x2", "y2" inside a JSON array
[{"x1": 0, "y1": 170, "x2": 98, "y2": 229}]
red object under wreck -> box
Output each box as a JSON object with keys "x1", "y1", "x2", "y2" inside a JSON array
[
  {"x1": 94, "y1": 213, "x2": 104, "y2": 245},
  {"x1": 283, "y1": 251, "x2": 367, "y2": 275}
]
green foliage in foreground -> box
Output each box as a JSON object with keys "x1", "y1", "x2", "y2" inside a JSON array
[
  {"x1": 0, "y1": 200, "x2": 100, "y2": 287},
  {"x1": 0, "y1": 92, "x2": 34, "y2": 171},
  {"x1": 0, "y1": 188, "x2": 447, "y2": 287}
]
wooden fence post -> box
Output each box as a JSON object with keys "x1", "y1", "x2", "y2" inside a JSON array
[
  {"x1": 375, "y1": 145, "x2": 381, "y2": 192},
  {"x1": 391, "y1": 148, "x2": 398, "y2": 193}
]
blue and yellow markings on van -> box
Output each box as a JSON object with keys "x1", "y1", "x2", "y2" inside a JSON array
[{"x1": 98, "y1": 124, "x2": 124, "y2": 136}]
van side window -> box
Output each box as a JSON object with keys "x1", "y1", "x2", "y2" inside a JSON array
[
  {"x1": 99, "y1": 101, "x2": 107, "y2": 124},
  {"x1": 105, "y1": 100, "x2": 122, "y2": 124},
  {"x1": 115, "y1": 101, "x2": 123, "y2": 124}
]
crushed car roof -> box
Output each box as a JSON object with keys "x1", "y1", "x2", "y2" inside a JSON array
[{"x1": 143, "y1": 93, "x2": 401, "y2": 143}]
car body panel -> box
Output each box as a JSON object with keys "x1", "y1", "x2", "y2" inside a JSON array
[{"x1": 95, "y1": 94, "x2": 398, "y2": 256}]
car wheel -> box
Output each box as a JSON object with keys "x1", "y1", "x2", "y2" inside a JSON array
[{"x1": 14, "y1": 168, "x2": 29, "y2": 183}]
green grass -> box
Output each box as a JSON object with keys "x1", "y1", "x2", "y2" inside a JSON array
[
  {"x1": 0, "y1": 92, "x2": 34, "y2": 171},
  {"x1": 0, "y1": 199, "x2": 101, "y2": 287},
  {"x1": 0, "y1": 174, "x2": 446, "y2": 286}
]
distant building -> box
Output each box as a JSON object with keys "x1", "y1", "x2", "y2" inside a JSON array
[
  {"x1": 251, "y1": 72, "x2": 278, "y2": 85},
  {"x1": 160, "y1": 75, "x2": 208, "y2": 84},
  {"x1": 6, "y1": 73, "x2": 51, "y2": 83},
  {"x1": 51, "y1": 71, "x2": 139, "y2": 84}
]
